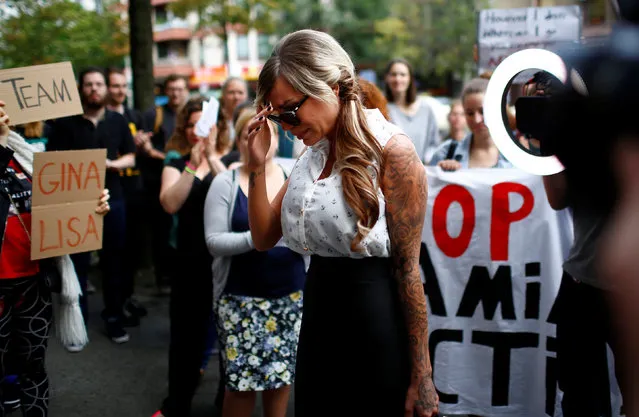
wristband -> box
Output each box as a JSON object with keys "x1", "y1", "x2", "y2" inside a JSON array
[{"x1": 184, "y1": 166, "x2": 196, "y2": 176}]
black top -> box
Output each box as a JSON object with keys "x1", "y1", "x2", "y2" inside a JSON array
[
  {"x1": 166, "y1": 155, "x2": 213, "y2": 266},
  {"x1": 47, "y1": 110, "x2": 136, "y2": 201},
  {"x1": 141, "y1": 104, "x2": 177, "y2": 184},
  {"x1": 221, "y1": 150, "x2": 240, "y2": 168},
  {"x1": 123, "y1": 107, "x2": 146, "y2": 132},
  {"x1": 225, "y1": 189, "x2": 306, "y2": 298},
  {"x1": 120, "y1": 107, "x2": 146, "y2": 193}
]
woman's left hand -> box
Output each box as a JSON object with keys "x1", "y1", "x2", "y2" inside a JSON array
[
  {"x1": 203, "y1": 125, "x2": 219, "y2": 159},
  {"x1": 95, "y1": 189, "x2": 110, "y2": 215},
  {"x1": 405, "y1": 374, "x2": 439, "y2": 417}
]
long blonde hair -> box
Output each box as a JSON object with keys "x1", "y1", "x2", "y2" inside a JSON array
[{"x1": 256, "y1": 29, "x2": 384, "y2": 251}]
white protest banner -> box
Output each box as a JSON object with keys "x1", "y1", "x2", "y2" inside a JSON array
[
  {"x1": 478, "y1": 6, "x2": 582, "y2": 74},
  {"x1": 422, "y1": 167, "x2": 623, "y2": 416}
]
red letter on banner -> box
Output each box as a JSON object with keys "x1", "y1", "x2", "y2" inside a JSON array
[
  {"x1": 432, "y1": 185, "x2": 475, "y2": 258},
  {"x1": 491, "y1": 182, "x2": 534, "y2": 261}
]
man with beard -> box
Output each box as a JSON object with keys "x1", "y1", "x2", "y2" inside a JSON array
[
  {"x1": 106, "y1": 68, "x2": 149, "y2": 322},
  {"x1": 47, "y1": 67, "x2": 137, "y2": 345},
  {"x1": 142, "y1": 74, "x2": 189, "y2": 295}
]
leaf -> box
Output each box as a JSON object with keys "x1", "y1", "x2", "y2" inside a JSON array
[{"x1": 0, "y1": 0, "x2": 128, "y2": 70}]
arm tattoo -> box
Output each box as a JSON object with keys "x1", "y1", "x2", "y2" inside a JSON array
[
  {"x1": 382, "y1": 136, "x2": 431, "y2": 383},
  {"x1": 249, "y1": 168, "x2": 265, "y2": 189}
]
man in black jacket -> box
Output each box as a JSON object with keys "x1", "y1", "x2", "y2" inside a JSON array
[
  {"x1": 106, "y1": 68, "x2": 149, "y2": 320},
  {"x1": 141, "y1": 74, "x2": 189, "y2": 295},
  {"x1": 48, "y1": 67, "x2": 136, "y2": 344}
]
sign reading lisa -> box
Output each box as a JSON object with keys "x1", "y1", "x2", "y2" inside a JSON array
[
  {"x1": 31, "y1": 149, "x2": 106, "y2": 260},
  {"x1": 0, "y1": 62, "x2": 83, "y2": 126}
]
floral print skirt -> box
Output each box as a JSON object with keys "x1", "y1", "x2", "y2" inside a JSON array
[{"x1": 217, "y1": 290, "x2": 303, "y2": 391}]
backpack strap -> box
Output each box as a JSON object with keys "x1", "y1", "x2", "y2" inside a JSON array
[
  {"x1": 445, "y1": 141, "x2": 458, "y2": 160},
  {"x1": 153, "y1": 106, "x2": 164, "y2": 135}
]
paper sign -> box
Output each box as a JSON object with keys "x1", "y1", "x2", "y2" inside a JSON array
[
  {"x1": 477, "y1": 6, "x2": 582, "y2": 74},
  {"x1": 0, "y1": 62, "x2": 83, "y2": 126},
  {"x1": 30, "y1": 149, "x2": 106, "y2": 260},
  {"x1": 195, "y1": 96, "x2": 220, "y2": 138}
]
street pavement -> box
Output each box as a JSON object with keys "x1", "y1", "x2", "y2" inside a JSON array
[{"x1": 44, "y1": 267, "x2": 295, "y2": 417}]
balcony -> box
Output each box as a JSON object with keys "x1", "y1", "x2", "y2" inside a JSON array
[
  {"x1": 151, "y1": 0, "x2": 176, "y2": 5},
  {"x1": 154, "y1": 57, "x2": 194, "y2": 79},
  {"x1": 154, "y1": 19, "x2": 192, "y2": 42}
]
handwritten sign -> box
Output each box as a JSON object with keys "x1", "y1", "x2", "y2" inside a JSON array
[
  {"x1": 31, "y1": 149, "x2": 106, "y2": 260},
  {"x1": 0, "y1": 62, "x2": 83, "y2": 126},
  {"x1": 478, "y1": 6, "x2": 582, "y2": 74}
]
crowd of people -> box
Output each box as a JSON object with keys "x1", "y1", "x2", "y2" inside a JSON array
[{"x1": 0, "y1": 27, "x2": 627, "y2": 417}]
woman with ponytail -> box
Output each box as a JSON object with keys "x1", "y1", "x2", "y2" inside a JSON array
[{"x1": 246, "y1": 30, "x2": 438, "y2": 417}]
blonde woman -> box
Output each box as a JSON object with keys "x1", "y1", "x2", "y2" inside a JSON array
[
  {"x1": 204, "y1": 107, "x2": 305, "y2": 417},
  {"x1": 429, "y1": 78, "x2": 511, "y2": 170},
  {"x1": 246, "y1": 30, "x2": 438, "y2": 417}
]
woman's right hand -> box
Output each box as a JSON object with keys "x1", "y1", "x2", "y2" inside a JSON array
[
  {"x1": 246, "y1": 104, "x2": 274, "y2": 170},
  {"x1": 437, "y1": 159, "x2": 461, "y2": 172},
  {"x1": 0, "y1": 100, "x2": 11, "y2": 145}
]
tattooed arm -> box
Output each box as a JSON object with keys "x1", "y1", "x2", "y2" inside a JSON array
[
  {"x1": 246, "y1": 106, "x2": 287, "y2": 251},
  {"x1": 382, "y1": 134, "x2": 439, "y2": 417}
]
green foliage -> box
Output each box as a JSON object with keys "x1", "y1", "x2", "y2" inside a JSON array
[
  {"x1": 277, "y1": 0, "x2": 389, "y2": 66},
  {"x1": 170, "y1": 0, "x2": 292, "y2": 40},
  {"x1": 278, "y1": 0, "x2": 482, "y2": 79},
  {"x1": 373, "y1": 0, "x2": 482, "y2": 77},
  {"x1": 0, "y1": 0, "x2": 128, "y2": 71}
]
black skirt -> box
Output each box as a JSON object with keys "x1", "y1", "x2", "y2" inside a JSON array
[{"x1": 295, "y1": 256, "x2": 411, "y2": 417}]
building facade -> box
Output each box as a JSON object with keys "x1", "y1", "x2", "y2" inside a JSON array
[{"x1": 116, "y1": 0, "x2": 274, "y2": 91}]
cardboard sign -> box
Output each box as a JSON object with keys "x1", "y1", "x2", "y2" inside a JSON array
[
  {"x1": 0, "y1": 62, "x2": 83, "y2": 126},
  {"x1": 31, "y1": 149, "x2": 106, "y2": 260}
]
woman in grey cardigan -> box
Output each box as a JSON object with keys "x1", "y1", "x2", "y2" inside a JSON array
[
  {"x1": 385, "y1": 58, "x2": 441, "y2": 163},
  {"x1": 204, "y1": 107, "x2": 306, "y2": 417}
]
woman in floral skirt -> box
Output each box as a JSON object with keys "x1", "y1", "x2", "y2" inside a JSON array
[{"x1": 204, "y1": 106, "x2": 306, "y2": 417}]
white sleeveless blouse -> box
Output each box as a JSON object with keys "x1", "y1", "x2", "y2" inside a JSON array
[{"x1": 281, "y1": 109, "x2": 404, "y2": 258}]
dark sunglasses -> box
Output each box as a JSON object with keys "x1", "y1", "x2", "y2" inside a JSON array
[{"x1": 267, "y1": 96, "x2": 308, "y2": 127}]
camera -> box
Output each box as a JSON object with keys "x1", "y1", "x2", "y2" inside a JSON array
[{"x1": 506, "y1": 0, "x2": 639, "y2": 215}]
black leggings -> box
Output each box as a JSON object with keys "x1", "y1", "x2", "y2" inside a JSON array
[
  {"x1": 295, "y1": 256, "x2": 411, "y2": 417},
  {"x1": 0, "y1": 276, "x2": 52, "y2": 417},
  {"x1": 161, "y1": 257, "x2": 212, "y2": 417}
]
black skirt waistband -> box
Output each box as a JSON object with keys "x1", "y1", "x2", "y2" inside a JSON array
[{"x1": 308, "y1": 255, "x2": 392, "y2": 283}]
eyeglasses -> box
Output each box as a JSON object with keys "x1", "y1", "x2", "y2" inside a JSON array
[{"x1": 267, "y1": 96, "x2": 308, "y2": 127}]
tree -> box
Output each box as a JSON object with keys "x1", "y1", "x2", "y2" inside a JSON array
[
  {"x1": 0, "y1": 0, "x2": 128, "y2": 72},
  {"x1": 129, "y1": 0, "x2": 155, "y2": 111},
  {"x1": 373, "y1": 0, "x2": 483, "y2": 80},
  {"x1": 277, "y1": 0, "x2": 389, "y2": 68},
  {"x1": 170, "y1": 0, "x2": 291, "y2": 63}
]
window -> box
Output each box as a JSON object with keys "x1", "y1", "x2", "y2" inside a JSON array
[
  {"x1": 258, "y1": 34, "x2": 272, "y2": 59},
  {"x1": 155, "y1": 5, "x2": 168, "y2": 25},
  {"x1": 157, "y1": 42, "x2": 169, "y2": 59},
  {"x1": 583, "y1": 0, "x2": 607, "y2": 25},
  {"x1": 171, "y1": 41, "x2": 189, "y2": 58},
  {"x1": 237, "y1": 34, "x2": 249, "y2": 60}
]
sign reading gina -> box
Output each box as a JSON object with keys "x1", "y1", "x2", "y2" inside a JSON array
[
  {"x1": 0, "y1": 62, "x2": 83, "y2": 126},
  {"x1": 31, "y1": 149, "x2": 106, "y2": 260}
]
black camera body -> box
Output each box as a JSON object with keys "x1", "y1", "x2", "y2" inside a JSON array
[{"x1": 514, "y1": 1, "x2": 639, "y2": 215}]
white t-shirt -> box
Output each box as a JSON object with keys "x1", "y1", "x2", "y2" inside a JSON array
[{"x1": 281, "y1": 109, "x2": 403, "y2": 258}]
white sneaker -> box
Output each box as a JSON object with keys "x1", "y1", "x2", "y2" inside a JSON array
[{"x1": 65, "y1": 343, "x2": 86, "y2": 353}]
